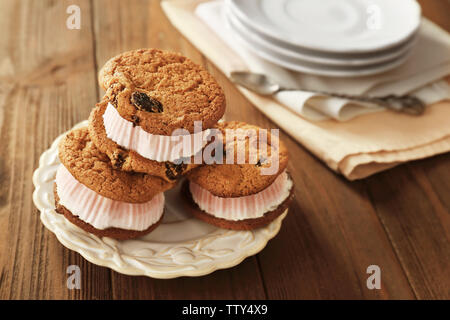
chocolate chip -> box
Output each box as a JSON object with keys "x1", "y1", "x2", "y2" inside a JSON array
[
  {"x1": 112, "y1": 150, "x2": 126, "y2": 169},
  {"x1": 112, "y1": 95, "x2": 118, "y2": 108},
  {"x1": 165, "y1": 162, "x2": 187, "y2": 180},
  {"x1": 131, "y1": 115, "x2": 140, "y2": 127},
  {"x1": 131, "y1": 91, "x2": 163, "y2": 113}
]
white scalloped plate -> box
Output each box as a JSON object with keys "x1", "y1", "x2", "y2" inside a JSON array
[{"x1": 32, "y1": 121, "x2": 287, "y2": 279}]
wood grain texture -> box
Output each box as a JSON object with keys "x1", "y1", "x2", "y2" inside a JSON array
[
  {"x1": 0, "y1": 0, "x2": 448, "y2": 300},
  {"x1": 0, "y1": 0, "x2": 110, "y2": 300},
  {"x1": 364, "y1": 161, "x2": 450, "y2": 299}
]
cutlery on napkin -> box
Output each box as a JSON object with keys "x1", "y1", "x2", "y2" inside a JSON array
[{"x1": 230, "y1": 71, "x2": 427, "y2": 115}]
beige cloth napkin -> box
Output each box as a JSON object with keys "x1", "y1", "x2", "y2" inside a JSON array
[{"x1": 162, "y1": 0, "x2": 450, "y2": 180}]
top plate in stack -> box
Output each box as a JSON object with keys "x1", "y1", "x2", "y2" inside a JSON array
[{"x1": 225, "y1": 0, "x2": 422, "y2": 77}]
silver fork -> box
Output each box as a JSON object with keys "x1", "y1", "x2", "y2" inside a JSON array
[{"x1": 230, "y1": 71, "x2": 426, "y2": 115}]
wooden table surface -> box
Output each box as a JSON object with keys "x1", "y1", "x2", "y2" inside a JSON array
[{"x1": 0, "y1": 0, "x2": 449, "y2": 300}]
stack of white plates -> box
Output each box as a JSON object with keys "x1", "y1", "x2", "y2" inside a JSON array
[{"x1": 225, "y1": 0, "x2": 422, "y2": 77}]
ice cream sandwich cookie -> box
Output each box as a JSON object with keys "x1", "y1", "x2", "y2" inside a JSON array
[
  {"x1": 90, "y1": 48, "x2": 226, "y2": 181},
  {"x1": 184, "y1": 121, "x2": 294, "y2": 230},
  {"x1": 54, "y1": 127, "x2": 174, "y2": 240},
  {"x1": 89, "y1": 99, "x2": 200, "y2": 182}
]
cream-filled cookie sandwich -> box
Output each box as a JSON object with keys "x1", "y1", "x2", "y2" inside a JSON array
[
  {"x1": 54, "y1": 127, "x2": 175, "y2": 240},
  {"x1": 89, "y1": 48, "x2": 226, "y2": 182},
  {"x1": 184, "y1": 121, "x2": 294, "y2": 230}
]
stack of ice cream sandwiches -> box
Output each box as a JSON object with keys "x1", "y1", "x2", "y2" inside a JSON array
[{"x1": 54, "y1": 48, "x2": 294, "y2": 240}]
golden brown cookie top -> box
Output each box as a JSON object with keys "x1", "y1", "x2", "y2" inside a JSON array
[
  {"x1": 58, "y1": 127, "x2": 175, "y2": 203},
  {"x1": 187, "y1": 121, "x2": 289, "y2": 197},
  {"x1": 98, "y1": 48, "x2": 226, "y2": 135}
]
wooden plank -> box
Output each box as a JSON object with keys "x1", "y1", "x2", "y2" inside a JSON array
[
  {"x1": 0, "y1": 0, "x2": 111, "y2": 299},
  {"x1": 91, "y1": 0, "x2": 266, "y2": 299},
  {"x1": 365, "y1": 156, "x2": 450, "y2": 299},
  {"x1": 109, "y1": 258, "x2": 266, "y2": 299},
  {"x1": 361, "y1": 2, "x2": 450, "y2": 299},
  {"x1": 419, "y1": 155, "x2": 450, "y2": 215}
]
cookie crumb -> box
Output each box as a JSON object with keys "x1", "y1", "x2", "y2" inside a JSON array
[
  {"x1": 112, "y1": 150, "x2": 126, "y2": 169},
  {"x1": 165, "y1": 162, "x2": 187, "y2": 180}
]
